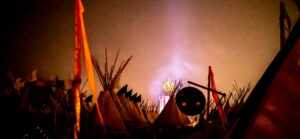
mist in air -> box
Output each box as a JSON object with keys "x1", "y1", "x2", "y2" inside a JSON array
[{"x1": 2, "y1": 0, "x2": 298, "y2": 103}]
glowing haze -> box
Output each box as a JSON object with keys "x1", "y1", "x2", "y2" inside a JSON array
[{"x1": 1, "y1": 0, "x2": 299, "y2": 104}]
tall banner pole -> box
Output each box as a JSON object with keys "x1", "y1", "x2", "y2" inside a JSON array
[{"x1": 207, "y1": 66, "x2": 211, "y2": 120}]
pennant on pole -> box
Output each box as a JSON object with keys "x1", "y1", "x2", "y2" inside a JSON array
[
  {"x1": 209, "y1": 66, "x2": 225, "y2": 128},
  {"x1": 74, "y1": 0, "x2": 105, "y2": 137}
]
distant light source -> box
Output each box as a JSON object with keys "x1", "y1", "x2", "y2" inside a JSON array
[
  {"x1": 159, "y1": 78, "x2": 175, "y2": 113},
  {"x1": 163, "y1": 78, "x2": 175, "y2": 96}
]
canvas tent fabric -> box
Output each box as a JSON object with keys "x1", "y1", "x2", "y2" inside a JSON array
[
  {"x1": 154, "y1": 95, "x2": 190, "y2": 127},
  {"x1": 95, "y1": 90, "x2": 126, "y2": 132}
]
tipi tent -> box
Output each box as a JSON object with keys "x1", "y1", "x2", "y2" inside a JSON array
[
  {"x1": 154, "y1": 82, "x2": 190, "y2": 127},
  {"x1": 92, "y1": 50, "x2": 132, "y2": 132}
]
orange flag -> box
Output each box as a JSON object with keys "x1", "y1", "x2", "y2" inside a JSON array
[
  {"x1": 209, "y1": 67, "x2": 225, "y2": 128},
  {"x1": 74, "y1": 0, "x2": 105, "y2": 136}
]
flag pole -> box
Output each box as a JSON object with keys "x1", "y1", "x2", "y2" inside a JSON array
[
  {"x1": 207, "y1": 66, "x2": 211, "y2": 120},
  {"x1": 187, "y1": 81, "x2": 226, "y2": 96},
  {"x1": 74, "y1": 0, "x2": 82, "y2": 138},
  {"x1": 75, "y1": 0, "x2": 105, "y2": 131}
]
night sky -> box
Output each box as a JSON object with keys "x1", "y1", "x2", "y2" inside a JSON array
[{"x1": 1, "y1": 0, "x2": 299, "y2": 103}]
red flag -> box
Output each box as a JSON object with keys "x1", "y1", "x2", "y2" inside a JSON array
[
  {"x1": 209, "y1": 67, "x2": 225, "y2": 128},
  {"x1": 74, "y1": 0, "x2": 105, "y2": 136}
]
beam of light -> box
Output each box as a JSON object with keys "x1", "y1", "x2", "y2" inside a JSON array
[{"x1": 150, "y1": 1, "x2": 198, "y2": 102}]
